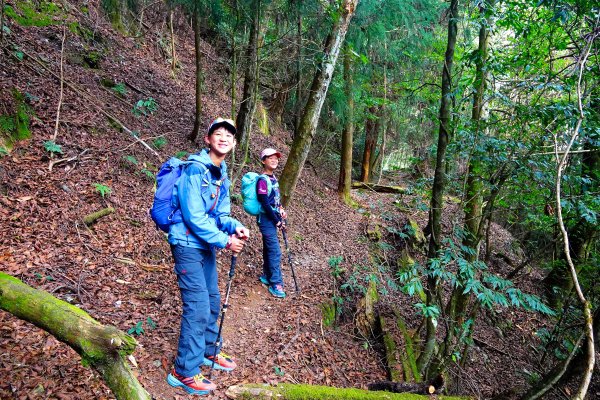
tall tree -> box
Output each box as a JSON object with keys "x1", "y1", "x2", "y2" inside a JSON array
[
  {"x1": 188, "y1": 3, "x2": 204, "y2": 142},
  {"x1": 418, "y1": 0, "x2": 459, "y2": 375},
  {"x1": 338, "y1": 45, "x2": 354, "y2": 202},
  {"x1": 279, "y1": 0, "x2": 359, "y2": 206},
  {"x1": 235, "y1": 0, "x2": 261, "y2": 149}
]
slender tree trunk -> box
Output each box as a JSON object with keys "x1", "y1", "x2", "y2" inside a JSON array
[
  {"x1": 437, "y1": 1, "x2": 492, "y2": 374},
  {"x1": 169, "y1": 9, "x2": 176, "y2": 77},
  {"x1": 235, "y1": 0, "x2": 261, "y2": 149},
  {"x1": 279, "y1": 0, "x2": 359, "y2": 207},
  {"x1": 417, "y1": 0, "x2": 459, "y2": 376},
  {"x1": 188, "y1": 7, "x2": 203, "y2": 142},
  {"x1": 294, "y1": 0, "x2": 303, "y2": 133},
  {"x1": 338, "y1": 46, "x2": 354, "y2": 202},
  {"x1": 230, "y1": 0, "x2": 239, "y2": 119},
  {"x1": 550, "y1": 34, "x2": 595, "y2": 399},
  {"x1": 0, "y1": 273, "x2": 150, "y2": 400}
]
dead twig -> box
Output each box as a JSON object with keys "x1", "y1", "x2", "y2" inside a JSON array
[
  {"x1": 48, "y1": 149, "x2": 91, "y2": 171},
  {"x1": 52, "y1": 25, "x2": 67, "y2": 141}
]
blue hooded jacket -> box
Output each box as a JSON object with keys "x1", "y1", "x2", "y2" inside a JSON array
[{"x1": 168, "y1": 149, "x2": 242, "y2": 249}]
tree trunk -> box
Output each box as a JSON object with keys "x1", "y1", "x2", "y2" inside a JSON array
[
  {"x1": 279, "y1": 0, "x2": 358, "y2": 207},
  {"x1": 188, "y1": 7, "x2": 203, "y2": 142},
  {"x1": 418, "y1": 0, "x2": 459, "y2": 376},
  {"x1": 437, "y1": 1, "x2": 492, "y2": 375},
  {"x1": 338, "y1": 46, "x2": 354, "y2": 202},
  {"x1": 169, "y1": 9, "x2": 176, "y2": 77},
  {"x1": 294, "y1": 0, "x2": 303, "y2": 133},
  {"x1": 0, "y1": 272, "x2": 150, "y2": 400},
  {"x1": 235, "y1": 0, "x2": 261, "y2": 149},
  {"x1": 360, "y1": 106, "x2": 379, "y2": 183}
]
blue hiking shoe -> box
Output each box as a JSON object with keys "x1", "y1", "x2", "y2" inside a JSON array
[
  {"x1": 259, "y1": 275, "x2": 269, "y2": 286},
  {"x1": 167, "y1": 369, "x2": 215, "y2": 395},
  {"x1": 203, "y1": 352, "x2": 237, "y2": 372},
  {"x1": 268, "y1": 284, "x2": 286, "y2": 298}
]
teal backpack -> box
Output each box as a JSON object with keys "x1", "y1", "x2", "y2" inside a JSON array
[{"x1": 241, "y1": 172, "x2": 272, "y2": 216}]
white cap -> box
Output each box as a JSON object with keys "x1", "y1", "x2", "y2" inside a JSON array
[{"x1": 260, "y1": 148, "x2": 282, "y2": 160}]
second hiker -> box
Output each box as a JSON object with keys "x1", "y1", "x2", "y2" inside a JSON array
[{"x1": 256, "y1": 148, "x2": 288, "y2": 298}]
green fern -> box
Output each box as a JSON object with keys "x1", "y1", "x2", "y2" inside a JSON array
[
  {"x1": 43, "y1": 140, "x2": 63, "y2": 155},
  {"x1": 93, "y1": 183, "x2": 112, "y2": 198}
]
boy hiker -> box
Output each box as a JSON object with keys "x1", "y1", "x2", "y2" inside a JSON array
[
  {"x1": 166, "y1": 117, "x2": 249, "y2": 396},
  {"x1": 256, "y1": 148, "x2": 288, "y2": 298}
]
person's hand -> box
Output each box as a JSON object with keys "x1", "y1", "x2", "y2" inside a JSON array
[
  {"x1": 235, "y1": 226, "x2": 250, "y2": 240},
  {"x1": 280, "y1": 207, "x2": 288, "y2": 220},
  {"x1": 228, "y1": 235, "x2": 245, "y2": 253},
  {"x1": 276, "y1": 220, "x2": 286, "y2": 230}
]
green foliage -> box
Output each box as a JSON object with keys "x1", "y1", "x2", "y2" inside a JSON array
[
  {"x1": 132, "y1": 97, "x2": 158, "y2": 117},
  {"x1": 174, "y1": 151, "x2": 187, "y2": 159},
  {"x1": 127, "y1": 317, "x2": 156, "y2": 336},
  {"x1": 273, "y1": 365, "x2": 285, "y2": 377},
  {"x1": 127, "y1": 321, "x2": 144, "y2": 336},
  {"x1": 93, "y1": 183, "x2": 112, "y2": 198},
  {"x1": 43, "y1": 140, "x2": 63, "y2": 155},
  {"x1": 4, "y1": 0, "x2": 63, "y2": 27},
  {"x1": 141, "y1": 168, "x2": 155, "y2": 181},
  {"x1": 328, "y1": 255, "x2": 344, "y2": 279},
  {"x1": 0, "y1": 89, "x2": 33, "y2": 146},
  {"x1": 399, "y1": 233, "x2": 555, "y2": 317},
  {"x1": 152, "y1": 137, "x2": 167, "y2": 150},
  {"x1": 123, "y1": 155, "x2": 138, "y2": 165},
  {"x1": 0, "y1": 147, "x2": 9, "y2": 157},
  {"x1": 112, "y1": 83, "x2": 127, "y2": 96}
]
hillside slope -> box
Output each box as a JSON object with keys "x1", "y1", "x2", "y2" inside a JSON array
[{"x1": 0, "y1": 1, "x2": 384, "y2": 399}]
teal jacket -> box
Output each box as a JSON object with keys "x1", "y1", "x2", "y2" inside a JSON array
[{"x1": 168, "y1": 149, "x2": 243, "y2": 249}]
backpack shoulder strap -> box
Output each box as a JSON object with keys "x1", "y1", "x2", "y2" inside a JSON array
[{"x1": 259, "y1": 174, "x2": 273, "y2": 194}]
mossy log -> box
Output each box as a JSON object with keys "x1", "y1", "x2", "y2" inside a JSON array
[
  {"x1": 0, "y1": 272, "x2": 151, "y2": 400},
  {"x1": 355, "y1": 279, "x2": 379, "y2": 338},
  {"x1": 83, "y1": 207, "x2": 115, "y2": 226},
  {"x1": 352, "y1": 182, "x2": 407, "y2": 194},
  {"x1": 225, "y1": 383, "x2": 469, "y2": 399}
]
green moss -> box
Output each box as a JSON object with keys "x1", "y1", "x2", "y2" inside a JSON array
[
  {"x1": 395, "y1": 310, "x2": 421, "y2": 382},
  {"x1": 279, "y1": 383, "x2": 468, "y2": 399},
  {"x1": 379, "y1": 315, "x2": 401, "y2": 382},
  {"x1": 0, "y1": 89, "x2": 33, "y2": 150},
  {"x1": 4, "y1": 1, "x2": 63, "y2": 27},
  {"x1": 320, "y1": 300, "x2": 336, "y2": 327}
]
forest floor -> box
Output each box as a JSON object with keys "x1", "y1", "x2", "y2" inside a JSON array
[{"x1": 1, "y1": 1, "x2": 597, "y2": 399}]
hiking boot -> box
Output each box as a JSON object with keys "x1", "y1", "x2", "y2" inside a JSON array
[
  {"x1": 259, "y1": 275, "x2": 269, "y2": 286},
  {"x1": 167, "y1": 369, "x2": 216, "y2": 395},
  {"x1": 203, "y1": 352, "x2": 237, "y2": 372},
  {"x1": 269, "y1": 284, "x2": 286, "y2": 298}
]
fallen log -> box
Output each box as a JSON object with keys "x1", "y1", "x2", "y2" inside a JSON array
[
  {"x1": 0, "y1": 272, "x2": 151, "y2": 400},
  {"x1": 352, "y1": 182, "x2": 407, "y2": 194},
  {"x1": 83, "y1": 207, "x2": 115, "y2": 226},
  {"x1": 226, "y1": 382, "x2": 467, "y2": 399}
]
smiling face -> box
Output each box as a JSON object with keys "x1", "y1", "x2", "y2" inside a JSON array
[
  {"x1": 262, "y1": 154, "x2": 280, "y2": 173},
  {"x1": 204, "y1": 127, "x2": 236, "y2": 160}
]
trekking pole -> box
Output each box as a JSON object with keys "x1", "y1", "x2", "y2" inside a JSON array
[
  {"x1": 208, "y1": 253, "x2": 237, "y2": 379},
  {"x1": 281, "y1": 225, "x2": 300, "y2": 293}
]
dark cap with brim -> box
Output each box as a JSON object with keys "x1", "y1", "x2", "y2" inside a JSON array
[{"x1": 208, "y1": 118, "x2": 237, "y2": 136}]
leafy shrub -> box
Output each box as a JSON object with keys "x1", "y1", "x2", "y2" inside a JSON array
[{"x1": 133, "y1": 97, "x2": 158, "y2": 117}]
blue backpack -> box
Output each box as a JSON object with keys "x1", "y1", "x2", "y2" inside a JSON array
[
  {"x1": 241, "y1": 172, "x2": 272, "y2": 216},
  {"x1": 150, "y1": 157, "x2": 195, "y2": 232}
]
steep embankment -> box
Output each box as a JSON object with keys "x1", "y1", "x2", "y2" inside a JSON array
[{"x1": 0, "y1": 1, "x2": 384, "y2": 399}]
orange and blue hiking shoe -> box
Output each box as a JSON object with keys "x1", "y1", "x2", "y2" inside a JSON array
[
  {"x1": 269, "y1": 284, "x2": 286, "y2": 298},
  {"x1": 167, "y1": 369, "x2": 216, "y2": 395},
  {"x1": 203, "y1": 352, "x2": 237, "y2": 371}
]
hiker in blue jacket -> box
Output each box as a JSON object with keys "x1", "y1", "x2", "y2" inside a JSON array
[
  {"x1": 167, "y1": 117, "x2": 249, "y2": 396},
  {"x1": 256, "y1": 148, "x2": 288, "y2": 298}
]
